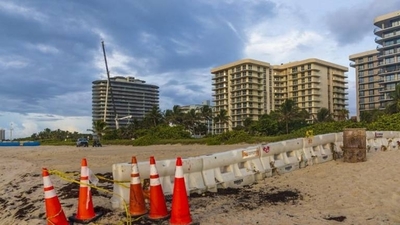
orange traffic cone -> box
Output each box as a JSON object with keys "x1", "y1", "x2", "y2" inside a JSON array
[
  {"x1": 42, "y1": 168, "x2": 69, "y2": 225},
  {"x1": 129, "y1": 156, "x2": 147, "y2": 216},
  {"x1": 69, "y1": 158, "x2": 103, "y2": 224},
  {"x1": 170, "y1": 157, "x2": 192, "y2": 225},
  {"x1": 148, "y1": 156, "x2": 169, "y2": 220}
]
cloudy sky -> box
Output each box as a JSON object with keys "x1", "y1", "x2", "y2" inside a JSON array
[{"x1": 0, "y1": 0, "x2": 399, "y2": 138}]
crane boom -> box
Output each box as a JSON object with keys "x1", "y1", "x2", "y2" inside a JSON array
[
  {"x1": 101, "y1": 41, "x2": 118, "y2": 128},
  {"x1": 115, "y1": 115, "x2": 133, "y2": 129}
]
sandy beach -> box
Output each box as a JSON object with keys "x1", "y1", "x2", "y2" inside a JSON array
[{"x1": 1, "y1": 144, "x2": 400, "y2": 225}]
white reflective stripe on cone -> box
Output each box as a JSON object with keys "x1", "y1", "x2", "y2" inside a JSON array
[
  {"x1": 131, "y1": 175, "x2": 141, "y2": 185},
  {"x1": 149, "y1": 165, "x2": 157, "y2": 175},
  {"x1": 80, "y1": 179, "x2": 89, "y2": 187},
  {"x1": 131, "y1": 164, "x2": 139, "y2": 174},
  {"x1": 175, "y1": 166, "x2": 184, "y2": 178},
  {"x1": 81, "y1": 166, "x2": 89, "y2": 177},
  {"x1": 43, "y1": 176, "x2": 52, "y2": 188},
  {"x1": 150, "y1": 178, "x2": 161, "y2": 186},
  {"x1": 44, "y1": 188, "x2": 57, "y2": 199}
]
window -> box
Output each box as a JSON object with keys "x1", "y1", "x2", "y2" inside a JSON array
[
  {"x1": 385, "y1": 57, "x2": 395, "y2": 64},
  {"x1": 369, "y1": 76, "x2": 374, "y2": 82},
  {"x1": 359, "y1": 91, "x2": 364, "y2": 97},
  {"x1": 369, "y1": 103, "x2": 374, "y2": 109},
  {"x1": 369, "y1": 90, "x2": 374, "y2": 95},
  {"x1": 368, "y1": 56, "x2": 373, "y2": 61},
  {"x1": 369, "y1": 97, "x2": 374, "y2": 102}
]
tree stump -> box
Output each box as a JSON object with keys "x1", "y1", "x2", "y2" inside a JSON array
[{"x1": 343, "y1": 128, "x2": 367, "y2": 163}]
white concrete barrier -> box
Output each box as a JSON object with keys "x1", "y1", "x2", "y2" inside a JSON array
[
  {"x1": 110, "y1": 130, "x2": 399, "y2": 210},
  {"x1": 310, "y1": 134, "x2": 334, "y2": 164},
  {"x1": 181, "y1": 157, "x2": 205, "y2": 194},
  {"x1": 237, "y1": 146, "x2": 266, "y2": 180},
  {"x1": 202, "y1": 148, "x2": 257, "y2": 192},
  {"x1": 261, "y1": 141, "x2": 299, "y2": 174}
]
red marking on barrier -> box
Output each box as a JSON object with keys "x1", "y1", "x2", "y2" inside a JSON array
[{"x1": 263, "y1": 146, "x2": 270, "y2": 153}]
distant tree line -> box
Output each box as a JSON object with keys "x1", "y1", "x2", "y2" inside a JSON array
[{"x1": 27, "y1": 84, "x2": 400, "y2": 141}]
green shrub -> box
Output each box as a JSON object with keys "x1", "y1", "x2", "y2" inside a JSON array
[{"x1": 132, "y1": 136, "x2": 159, "y2": 146}]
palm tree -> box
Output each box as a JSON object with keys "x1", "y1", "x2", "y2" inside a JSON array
[
  {"x1": 145, "y1": 105, "x2": 164, "y2": 127},
  {"x1": 92, "y1": 120, "x2": 107, "y2": 139},
  {"x1": 164, "y1": 105, "x2": 184, "y2": 125},
  {"x1": 183, "y1": 108, "x2": 199, "y2": 134},
  {"x1": 360, "y1": 109, "x2": 384, "y2": 123},
  {"x1": 276, "y1": 99, "x2": 300, "y2": 134},
  {"x1": 337, "y1": 108, "x2": 349, "y2": 121},
  {"x1": 214, "y1": 109, "x2": 230, "y2": 132},
  {"x1": 385, "y1": 84, "x2": 400, "y2": 114},
  {"x1": 315, "y1": 107, "x2": 334, "y2": 123},
  {"x1": 198, "y1": 105, "x2": 213, "y2": 134}
]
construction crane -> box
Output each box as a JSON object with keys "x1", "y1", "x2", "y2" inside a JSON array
[
  {"x1": 115, "y1": 115, "x2": 133, "y2": 130},
  {"x1": 101, "y1": 41, "x2": 118, "y2": 129}
]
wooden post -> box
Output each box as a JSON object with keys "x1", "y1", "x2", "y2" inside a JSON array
[{"x1": 343, "y1": 128, "x2": 367, "y2": 163}]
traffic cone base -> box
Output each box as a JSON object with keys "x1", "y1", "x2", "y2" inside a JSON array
[{"x1": 68, "y1": 212, "x2": 103, "y2": 224}]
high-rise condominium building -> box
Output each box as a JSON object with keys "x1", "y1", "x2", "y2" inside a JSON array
[
  {"x1": 211, "y1": 58, "x2": 348, "y2": 134},
  {"x1": 349, "y1": 10, "x2": 400, "y2": 119},
  {"x1": 92, "y1": 76, "x2": 159, "y2": 129},
  {"x1": 349, "y1": 50, "x2": 380, "y2": 119}
]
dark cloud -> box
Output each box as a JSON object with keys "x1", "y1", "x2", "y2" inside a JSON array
[
  {"x1": 0, "y1": 0, "x2": 277, "y2": 118},
  {"x1": 325, "y1": 0, "x2": 400, "y2": 45}
]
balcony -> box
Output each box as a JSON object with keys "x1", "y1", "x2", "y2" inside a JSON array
[
  {"x1": 349, "y1": 62, "x2": 356, "y2": 67},
  {"x1": 374, "y1": 27, "x2": 382, "y2": 35}
]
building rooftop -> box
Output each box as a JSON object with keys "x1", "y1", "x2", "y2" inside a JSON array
[
  {"x1": 349, "y1": 49, "x2": 379, "y2": 60},
  {"x1": 374, "y1": 10, "x2": 400, "y2": 26},
  {"x1": 210, "y1": 58, "x2": 271, "y2": 73}
]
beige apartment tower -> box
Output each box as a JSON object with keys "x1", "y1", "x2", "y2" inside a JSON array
[
  {"x1": 211, "y1": 59, "x2": 271, "y2": 134},
  {"x1": 211, "y1": 58, "x2": 348, "y2": 134}
]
